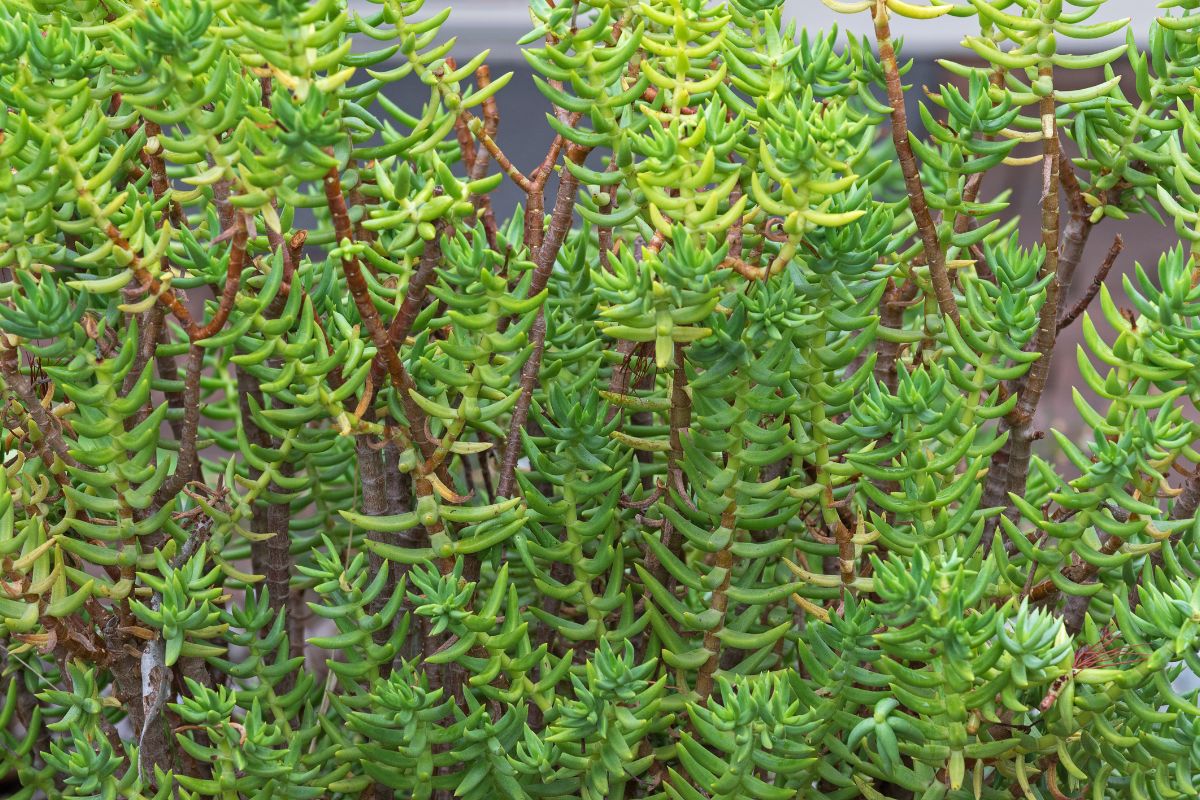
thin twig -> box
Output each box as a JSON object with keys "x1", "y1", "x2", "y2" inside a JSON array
[
  {"x1": 192, "y1": 212, "x2": 247, "y2": 340},
  {"x1": 471, "y1": 122, "x2": 534, "y2": 193},
  {"x1": 104, "y1": 212, "x2": 245, "y2": 344},
  {"x1": 496, "y1": 144, "x2": 590, "y2": 496},
  {"x1": 365, "y1": 225, "x2": 445, "y2": 407},
  {"x1": 1058, "y1": 235, "x2": 1123, "y2": 333}
]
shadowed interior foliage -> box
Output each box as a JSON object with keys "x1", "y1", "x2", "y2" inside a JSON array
[{"x1": 3, "y1": 0, "x2": 1200, "y2": 798}]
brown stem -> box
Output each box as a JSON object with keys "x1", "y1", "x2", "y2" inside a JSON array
[
  {"x1": 122, "y1": 122, "x2": 179, "y2": 432},
  {"x1": 0, "y1": 344, "x2": 80, "y2": 469},
  {"x1": 496, "y1": 145, "x2": 590, "y2": 496},
  {"x1": 1055, "y1": 217, "x2": 1093, "y2": 306},
  {"x1": 452, "y1": 91, "x2": 478, "y2": 174},
  {"x1": 643, "y1": 345, "x2": 691, "y2": 658},
  {"x1": 141, "y1": 120, "x2": 183, "y2": 229},
  {"x1": 155, "y1": 325, "x2": 185, "y2": 443},
  {"x1": 496, "y1": 309, "x2": 547, "y2": 498},
  {"x1": 696, "y1": 505, "x2": 734, "y2": 703},
  {"x1": 238, "y1": 367, "x2": 274, "y2": 585},
  {"x1": 597, "y1": 162, "x2": 620, "y2": 270},
  {"x1": 264, "y1": 203, "x2": 298, "y2": 283},
  {"x1": 287, "y1": 229, "x2": 307, "y2": 271},
  {"x1": 367, "y1": 230, "x2": 444, "y2": 397},
  {"x1": 122, "y1": 304, "x2": 165, "y2": 430},
  {"x1": 722, "y1": 255, "x2": 768, "y2": 281},
  {"x1": 473, "y1": 124, "x2": 533, "y2": 193},
  {"x1": 873, "y1": 278, "x2": 917, "y2": 393},
  {"x1": 323, "y1": 164, "x2": 441, "y2": 470},
  {"x1": 104, "y1": 209, "x2": 244, "y2": 344},
  {"x1": 154, "y1": 346, "x2": 203, "y2": 506},
  {"x1": 265, "y1": 457, "x2": 294, "y2": 689},
  {"x1": 530, "y1": 147, "x2": 587, "y2": 294},
  {"x1": 872, "y1": 4, "x2": 959, "y2": 324},
  {"x1": 1057, "y1": 150, "x2": 1091, "y2": 225},
  {"x1": 630, "y1": 343, "x2": 695, "y2": 673},
  {"x1": 191, "y1": 212, "x2": 247, "y2": 341},
  {"x1": 520, "y1": 116, "x2": 582, "y2": 254},
  {"x1": 1053, "y1": 150, "x2": 1096, "y2": 310},
  {"x1": 109, "y1": 219, "x2": 197, "y2": 334},
  {"x1": 137, "y1": 519, "x2": 210, "y2": 785},
  {"x1": 1013, "y1": 88, "x2": 1062, "y2": 424},
  {"x1": 982, "y1": 71, "x2": 1062, "y2": 551},
  {"x1": 472, "y1": 66, "x2": 500, "y2": 173},
  {"x1": 381, "y1": 441, "x2": 421, "y2": 662},
  {"x1": 356, "y1": 432, "x2": 399, "y2": 650},
  {"x1": 211, "y1": 177, "x2": 236, "y2": 235},
  {"x1": 667, "y1": 346, "x2": 691, "y2": 490},
  {"x1": 1058, "y1": 235, "x2": 1122, "y2": 333},
  {"x1": 466, "y1": 67, "x2": 502, "y2": 249},
  {"x1": 534, "y1": 129, "x2": 573, "y2": 187},
  {"x1": 833, "y1": 487, "x2": 856, "y2": 588},
  {"x1": 523, "y1": 184, "x2": 546, "y2": 256}
]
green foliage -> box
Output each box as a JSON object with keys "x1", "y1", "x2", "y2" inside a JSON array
[{"x1": 2, "y1": 0, "x2": 1200, "y2": 797}]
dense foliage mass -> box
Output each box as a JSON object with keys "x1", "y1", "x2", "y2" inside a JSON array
[{"x1": 4, "y1": 0, "x2": 1200, "y2": 796}]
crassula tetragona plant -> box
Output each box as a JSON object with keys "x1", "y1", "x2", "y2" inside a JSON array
[{"x1": 3, "y1": 0, "x2": 1200, "y2": 797}]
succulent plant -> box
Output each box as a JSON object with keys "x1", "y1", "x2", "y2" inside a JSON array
[{"x1": 2, "y1": 0, "x2": 1200, "y2": 797}]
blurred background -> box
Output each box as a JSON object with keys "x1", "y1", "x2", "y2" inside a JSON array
[
  {"x1": 374, "y1": 0, "x2": 1179, "y2": 450},
  {"x1": 407, "y1": 1, "x2": 1158, "y2": 60}
]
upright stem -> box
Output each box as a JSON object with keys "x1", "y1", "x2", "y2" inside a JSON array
[
  {"x1": 156, "y1": 324, "x2": 186, "y2": 442},
  {"x1": 123, "y1": 304, "x2": 164, "y2": 432},
  {"x1": 137, "y1": 523, "x2": 211, "y2": 785},
  {"x1": 154, "y1": 346, "x2": 203, "y2": 506},
  {"x1": 382, "y1": 441, "x2": 422, "y2": 662},
  {"x1": 872, "y1": 2, "x2": 959, "y2": 324},
  {"x1": 695, "y1": 507, "x2": 733, "y2": 703},
  {"x1": 1054, "y1": 149, "x2": 1095, "y2": 304},
  {"x1": 530, "y1": 149, "x2": 587, "y2": 293},
  {"x1": 496, "y1": 145, "x2": 590, "y2": 496},
  {"x1": 1015, "y1": 73, "x2": 1064, "y2": 422},
  {"x1": 142, "y1": 120, "x2": 183, "y2": 229},
  {"x1": 356, "y1": 427, "x2": 406, "y2": 659},
  {"x1": 238, "y1": 367, "x2": 274, "y2": 585},
  {"x1": 496, "y1": 310, "x2": 547, "y2": 498},
  {"x1": 265, "y1": 456, "x2": 295, "y2": 670},
  {"x1": 983, "y1": 65, "x2": 1062, "y2": 551},
  {"x1": 324, "y1": 165, "x2": 455, "y2": 683}
]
